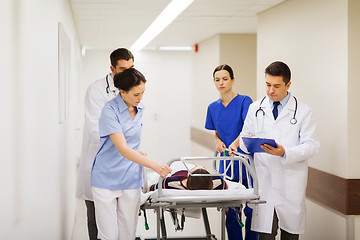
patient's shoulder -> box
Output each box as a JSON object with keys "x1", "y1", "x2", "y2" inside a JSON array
[
  {"x1": 212, "y1": 176, "x2": 228, "y2": 190},
  {"x1": 164, "y1": 173, "x2": 188, "y2": 190}
]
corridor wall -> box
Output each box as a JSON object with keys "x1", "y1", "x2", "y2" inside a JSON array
[{"x1": 0, "y1": 0, "x2": 81, "y2": 239}]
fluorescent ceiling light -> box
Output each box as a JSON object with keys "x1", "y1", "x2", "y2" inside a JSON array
[
  {"x1": 159, "y1": 46, "x2": 193, "y2": 51},
  {"x1": 130, "y1": 0, "x2": 194, "y2": 52}
]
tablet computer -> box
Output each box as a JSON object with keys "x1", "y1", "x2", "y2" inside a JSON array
[{"x1": 242, "y1": 137, "x2": 277, "y2": 153}]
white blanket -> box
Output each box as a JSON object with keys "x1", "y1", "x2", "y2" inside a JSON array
[{"x1": 142, "y1": 177, "x2": 253, "y2": 204}]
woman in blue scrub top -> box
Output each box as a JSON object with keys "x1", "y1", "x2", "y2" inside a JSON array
[
  {"x1": 91, "y1": 68, "x2": 171, "y2": 240},
  {"x1": 205, "y1": 64, "x2": 257, "y2": 240}
]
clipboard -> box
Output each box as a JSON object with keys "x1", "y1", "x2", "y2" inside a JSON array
[{"x1": 242, "y1": 137, "x2": 277, "y2": 153}]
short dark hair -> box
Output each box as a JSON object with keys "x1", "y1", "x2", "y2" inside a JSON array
[
  {"x1": 114, "y1": 68, "x2": 146, "y2": 91},
  {"x1": 213, "y1": 64, "x2": 234, "y2": 80},
  {"x1": 265, "y1": 61, "x2": 291, "y2": 85},
  {"x1": 187, "y1": 169, "x2": 213, "y2": 190},
  {"x1": 110, "y1": 48, "x2": 134, "y2": 67}
]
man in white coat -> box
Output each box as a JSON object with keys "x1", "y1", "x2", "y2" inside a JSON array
[
  {"x1": 230, "y1": 61, "x2": 319, "y2": 240},
  {"x1": 76, "y1": 48, "x2": 134, "y2": 240}
]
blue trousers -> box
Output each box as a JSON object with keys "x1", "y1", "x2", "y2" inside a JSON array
[{"x1": 226, "y1": 180, "x2": 258, "y2": 240}]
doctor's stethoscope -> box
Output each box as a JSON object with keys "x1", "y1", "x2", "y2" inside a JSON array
[
  {"x1": 255, "y1": 96, "x2": 298, "y2": 127},
  {"x1": 106, "y1": 74, "x2": 117, "y2": 98}
]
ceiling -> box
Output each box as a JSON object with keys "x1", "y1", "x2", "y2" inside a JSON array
[{"x1": 70, "y1": 0, "x2": 286, "y2": 51}]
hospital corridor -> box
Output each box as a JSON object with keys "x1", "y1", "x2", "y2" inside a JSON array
[{"x1": 1, "y1": 0, "x2": 360, "y2": 239}]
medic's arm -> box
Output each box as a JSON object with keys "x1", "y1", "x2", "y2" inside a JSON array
[
  {"x1": 214, "y1": 131, "x2": 226, "y2": 153},
  {"x1": 205, "y1": 105, "x2": 225, "y2": 153},
  {"x1": 109, "y1": 132, "x2": 171, "y2": 178}
]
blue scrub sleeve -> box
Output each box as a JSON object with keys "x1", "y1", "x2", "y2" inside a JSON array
[
  {"x1": 98, "y1": 105, "x2": 123, "y2": 137},
  {"x1": 241, "y1": 96, "x2": 253, "y2": 121},
  {"x1": 205, "y1": 105, "x2": 215, "y2": 130}
]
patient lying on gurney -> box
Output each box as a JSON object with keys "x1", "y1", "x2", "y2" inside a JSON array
[
  {"x1": 142, "y1": 161, "x2": 252, "y2": 221},
  {"x1": 148, "y1": 165, "x2": 228, "y2": 191}
]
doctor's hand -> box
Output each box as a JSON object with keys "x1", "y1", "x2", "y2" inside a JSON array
[
  {"x1": 261, "y1": 142, "x2": 285, "y2": 157},
  {"x1": 244, "y1": 133, "x2": 254, "y2": 138}
]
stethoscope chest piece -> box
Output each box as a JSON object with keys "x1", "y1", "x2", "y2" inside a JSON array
[{"x1": 290, "y1": 118, "x2": 297, "y2": 125}]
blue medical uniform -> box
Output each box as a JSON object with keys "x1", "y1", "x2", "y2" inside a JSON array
[
  {"x1": 205, "y1": 94, "x2": 257, "y2": 240},
  {"x1": 91, "y1": 94, "x2": 144, "y2": 190}
]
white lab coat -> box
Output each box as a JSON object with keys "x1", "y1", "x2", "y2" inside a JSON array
[
  {"x1": 76, "y1": 73, "x2": 119, "y2": 201},
  {"x1": 240, "y1": 93, "x2": 319, "y2": 234}
]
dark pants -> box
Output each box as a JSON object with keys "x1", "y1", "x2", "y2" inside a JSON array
[
  {"x1": 226, "y1": 179, "x2": 258, "y2": 240},
  {"x1": 85, "y1": 200, "x2": 100, "y2": 240},
  {"x1": 258, "y1": 211, "x2": 299, "y2": 240}
]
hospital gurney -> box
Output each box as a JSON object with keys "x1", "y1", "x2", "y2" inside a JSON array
[{"x1": 139, "y1": 152, "x2": 264, "y2": 240}]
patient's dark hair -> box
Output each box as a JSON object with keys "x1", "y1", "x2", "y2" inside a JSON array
[{"x1": 187, "y1": 169, "x2": 213, "y2": 190}]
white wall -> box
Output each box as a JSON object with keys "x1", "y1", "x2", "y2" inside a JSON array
[
  {"x1": 220, "y1": 34, "x2": 257, "y2": 100},
  {"x1": 80, "y1": 49, "x2": 112, "y2": 110},
  {"x1": 0, "y1": 0, "x2": 17, "y2": 236},
  {"x1": 303, "y1": 199, "x2": 347, "y2": 240},
  {"x1": 0, "y1": 0, "x2": 81, "y2": 239},
  {"x1": 191, "y1": 35, "x2": 221, "y2": 130},
  {"x1": 133, "y1": 51, "x2": 194, "y2": 163},
  {"x1": 258, "y1": 0, "x2": 348, "y2": 178}
]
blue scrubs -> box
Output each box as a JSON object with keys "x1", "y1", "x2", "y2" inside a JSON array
[
  {"x1": 205, "y1": 94, "x2": 252, "y2": 179},
  {"x1": 91, "y1": 94, "x2": 144, "y2": 190},
  {"x1": 205, "y1": 94, "x2": 257, "y2": 240}
]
